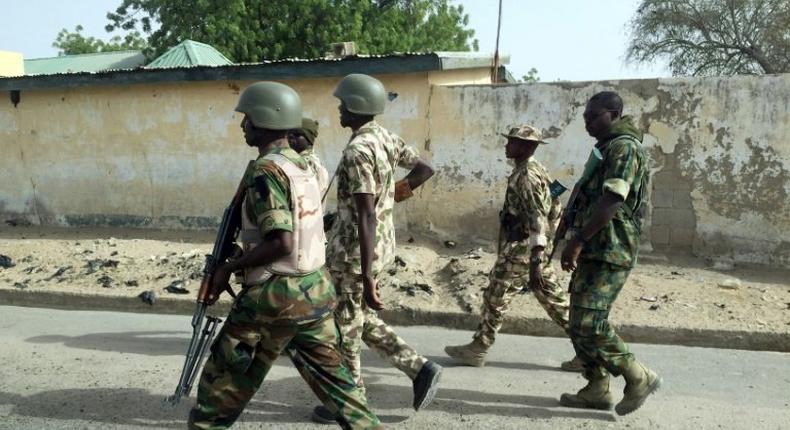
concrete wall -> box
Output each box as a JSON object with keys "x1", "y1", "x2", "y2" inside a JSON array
[
  {"x1": 0, "y1": 71, "x2": 440, "y2": 229},
  {"x1": 417, "y1": 75, "x2": 790, "y2": 267},
  {"x1": 0, "y1": 51, "x2": 24, "y2": 77},
  {"x1": 1, "y1": 72, "x2": 788, "y2": 266}
]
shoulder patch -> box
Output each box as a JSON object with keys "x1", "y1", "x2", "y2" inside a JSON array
[{"x1": 254, "y1": 175, "x2": 270, "y2": 202}]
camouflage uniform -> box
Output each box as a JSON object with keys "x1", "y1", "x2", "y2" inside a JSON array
[
  {"x1": 302, "y1": 147, "x2": 330, "y2": 197},
  {"x1": 297, "y1": 118, "x2": 330, "y2": 197},
  {"x1": 474, "y1": 154, "x2": 570, "y2": 348},
  {"x1": 326, "y1": 121, "x2": 427, "y2": 390},
  {"x1": 568, "y1": 116, "x2": 650, "y2": 381},
  {"x1": 190, "y1": 147, "x2": 380, "y2": 430}
]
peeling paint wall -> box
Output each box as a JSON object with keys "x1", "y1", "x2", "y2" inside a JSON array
[
  {"x1": 1, "y1": 72, "x2": 788, "y2": 266},
  {"x1": 419, "y1": 75, "x2": 790, "y2": 267},
  {"x1": 0, "y1": 71, "x2": 446, "y2": 229}
]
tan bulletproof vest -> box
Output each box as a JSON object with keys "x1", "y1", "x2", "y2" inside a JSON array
[{"x1": 239, "y1": 153, "x2": 326, "y2": 283}]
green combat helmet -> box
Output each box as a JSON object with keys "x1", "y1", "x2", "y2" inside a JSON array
[
  {"x1": 235, "y1": 81, "x2": 302, "y2": 130},
  {"x1": 333, "y1": 73, "x2": 387, "y2": 115}
]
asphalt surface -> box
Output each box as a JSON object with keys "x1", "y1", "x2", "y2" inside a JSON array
[{"x1": 0, "y1": 305, "x2": 788, "y2": 429}]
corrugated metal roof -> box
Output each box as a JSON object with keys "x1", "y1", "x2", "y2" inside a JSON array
[
  {"x1": 146, "y1": 40, "x2": 233, "y2": 69},
  {"x1": 2, "y1": 52, "x2": 508, "y2": 91},
  {"x1": 23, "y1": 51, "x2": 146, "y2": 75}
]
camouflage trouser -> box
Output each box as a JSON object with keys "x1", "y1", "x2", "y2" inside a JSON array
[
  {"x1": 189, "y1": 308, "x2": 380, "y2": 429},
  {"x1": 568, "y1": 260, "x2": 634, "y2": 381},
  {"x1": 473, "y1": 248, "x2": 570, "y2": 348},
  {"x1": 332, "y1": 270, "x2": 428, "y2": 392}
]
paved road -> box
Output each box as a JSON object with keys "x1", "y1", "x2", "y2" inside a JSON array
[{"x1": 0, "y1": 306, "x2": 788, "y2": 429}]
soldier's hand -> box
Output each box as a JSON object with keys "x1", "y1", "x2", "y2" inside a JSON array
[
  {"x1": 323, "y1": 212, "x2": 337, "y2": 232},
  {"x1": 394, "y1": 179, "x2": 414, "y2": 203},
  {"x1": 561, "y1": 237, "x2": 583, "y2": 272},
  {"x1": 206, "y1": 266, "x2": 232, "y2": 305},
  {"x1": 362, "y1": 274, "x2": 385, "y2": 311},
  {"x1": 528, "y1": 266, "x2": 547, "y2": 294}
]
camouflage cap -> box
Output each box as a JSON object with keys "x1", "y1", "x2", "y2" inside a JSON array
[
  {"x1": 298, "y1": 117, "x2": 319, "y2": 145},
  {"x1": 501, "y1": 124, "x2": 547, "y2": 144}
]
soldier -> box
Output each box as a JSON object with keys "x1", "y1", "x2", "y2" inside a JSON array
[
  {"x1": 188, "y1": 81, "x2": 382, "y2": 430},
  {"x1": 289, "y1": 117, "x2": 330, "y2": 196},
  {"x1": 444, "y1": 125, "x2": 582, "y2": 371},
  {"x1": 559, "y1": 91, "x2": 661, "y2": 415},
  {"x1": 311, "y1": 73, "x2": 441, "y2": 423}
]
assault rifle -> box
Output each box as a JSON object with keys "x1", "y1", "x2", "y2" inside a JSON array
[
  {"x1": 547, "y1": 181, "x2": 578, "y2": 264},
  {"x1": 167, "y1": 170, "x2": 248, "y2": 405},
  {"x1": 547, "y1": 148, "x2": 603, "y2": 264}
]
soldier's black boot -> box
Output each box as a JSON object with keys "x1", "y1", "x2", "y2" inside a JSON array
[{"x1": 413, "y1": 360, "x2": 443, "y2": 411}]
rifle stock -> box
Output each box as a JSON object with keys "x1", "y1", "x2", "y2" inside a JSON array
[
  {"x1": 547, "y1": 183, "x2": 581, "y2": 264},
  {"x1": 167, "y1": 169, "x2": 248, "y2": 405}
]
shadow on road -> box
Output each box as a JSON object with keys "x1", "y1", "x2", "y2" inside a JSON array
[
  {"x1": 424, "y1": 353, "x2": 564, "y2": 372},
  {"x1": 26, "y1": 331, "x2": 188, "y2": 356}
]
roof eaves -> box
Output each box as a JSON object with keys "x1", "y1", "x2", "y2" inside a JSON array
[
  {"x1": 0, "y1": 53, "x2": 444, "y2": 91},
  {"x1": 436, "y1": 51, "x2": 510, "y2": 70}
]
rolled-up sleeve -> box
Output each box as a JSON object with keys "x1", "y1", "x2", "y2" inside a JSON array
[
  {"x1": 521, "y1": 173, "x2": 551, "y2": 249},
  {"x1": 249, "y1": 165, "x2": 292, "y2": 237},
  {"x1": 602, "y1": 139, "x2": 638, "y2": 200},
  {"x1": 343, "y1": 146, "x2": 376, "y2": 195}
]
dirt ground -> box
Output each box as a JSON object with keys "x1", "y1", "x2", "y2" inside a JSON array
[{"x1": 1, "y1": 226, "x2": 788, "y2": 335}]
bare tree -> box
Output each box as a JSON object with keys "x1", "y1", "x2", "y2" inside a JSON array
[{"x1": 627, "y1": 0, "x2": 790, "y2": 76}]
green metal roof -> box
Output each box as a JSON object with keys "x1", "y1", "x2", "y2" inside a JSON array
[
  {"x1": 146, "y1": 40, "x2": 232, "y2": 69},
  {"x1": 1, "y1": 52, "x2": 509, "y2": 90},
  {"x1": 23, "y1": 51, "x2": 146, "y2": 75}
]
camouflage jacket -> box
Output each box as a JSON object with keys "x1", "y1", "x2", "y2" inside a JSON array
[
  {"x1": 326, "y1": 121, "x2": 420, "y2": 276},
  {"x1": 574, "y1": 116, "x2": 650, "y2": 268},
  {"x1": 499, "y1": 158, "x2": 562, "y2": 262},
  {"x1": 301, "y1": 147, "x2": 330, "y2": 198},
  {"x1": 240, "y1": 146, "x2": 335, "y2": 321}
]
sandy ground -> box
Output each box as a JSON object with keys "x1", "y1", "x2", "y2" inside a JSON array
[{"x1": 1, "y1": 226, "x2": 788, "y2": 335}]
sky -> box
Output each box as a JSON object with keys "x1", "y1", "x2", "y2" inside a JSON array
[{"x1": 0, "y1": 0, "x2": 668, "y2": 82}]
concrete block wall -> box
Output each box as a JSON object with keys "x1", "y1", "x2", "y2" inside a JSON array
[{"x1": 651, "y1": 152, "x2": 696, "y2": 250}]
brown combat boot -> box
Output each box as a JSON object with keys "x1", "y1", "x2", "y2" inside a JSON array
[
  {"x1": 559, "y1": 375, "x2": 614, "y2": 410},
  {"x1": 444, "y1": 339, "x2": 488, "y2": 367},
  {"x1": 615, "y1": 360, "x2": 662, "y2": 415}
]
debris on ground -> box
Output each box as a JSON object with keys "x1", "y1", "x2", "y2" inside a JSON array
[
  {"x1": 96, "y1": 275, "x2": 113, "y2": 288},
  {"x1": 649, "y1": 304, "x2": 660, "y2": 311},
  {"x1": 444, "y1": 258, "x2": 466, "y2": 276},
  {"x1": 85, "y1": 259, "x2": 120, "y2": 274},
  {"x1": 164, "y1": 280, "x2": 190, "y2": 295},
  {"x1": 444, "y1": 240, "x2": 457, "y2": 248},
  {"x1": 1, "y1": 231, "x2": 788, "y2": 337},
  {"x1": 46, "y1": 266, "x2": 72, "y2": 281},
  {"x1": 0, "y1": 255, "x2": 15, "y2": 269},
  {"x1": 718, "y1": 278, "x2": 742, "y2": 290},
  {"x1": 138, "y1": 290, "x2": 156, "y2": 305}
]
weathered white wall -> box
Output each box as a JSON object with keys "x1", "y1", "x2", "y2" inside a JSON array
[
  {"x1": 415, "y1": 75, "x2": 790, "y2": 267},
  {"x1": 1, "y1": 73, "x2": 788, "y2": 266}
]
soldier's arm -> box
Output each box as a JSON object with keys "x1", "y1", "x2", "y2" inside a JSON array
[
  {"x1": 353, "y1": 193, "x2": 384, "y2": 309},
  {"x1": 561, "y1": 140, "x2": 638, "y2": 271},
  {"x1": 576, "y1": 139, "x2": 637, "y2": 242},
  {"x1": 395, "y1": 138, "x2": 434, "y2": 201},
  {"x1": 520, "y1": 172, "x2": 552, "y2": 253},
  {"x1": 344, "y1": 145, "x2": 385, "y2": 309},
  {"x1": 222, "y1": 165, "x2": 294, "y2": 273}
]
